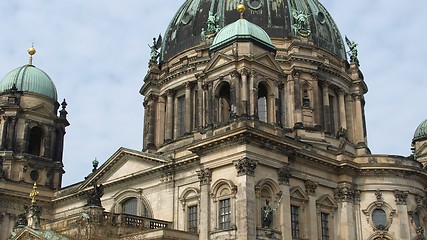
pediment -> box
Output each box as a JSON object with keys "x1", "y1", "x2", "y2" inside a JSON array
[
  {"x1": 252, "y1": 53, "x2": 283, "y2": 73},
  {"x1": 316, "y1": 194, "x2": 338, "y2": 209},
  {"x1": 78, "y1": 148, "x2": 170, "y2": 190},
  {"x1": 204, "y1": 53, "x2": 234, "y2": 73},
  {"x1": 25, "y1": 103, "x2": 57, "y2": 119},
  {"x1": 290, "y1": 186, "x2": 308, "y2": 201},
  {"x1": 9, "y1": 227, "x2": 68, "y2": 240}
]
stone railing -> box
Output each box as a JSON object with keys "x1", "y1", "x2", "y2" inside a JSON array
[{"x1": 103, "y1": 212, "x2": 170, "y2": 229}]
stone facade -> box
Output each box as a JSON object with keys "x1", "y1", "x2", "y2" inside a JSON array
[{"x1": 3, "y1": 1, "x2": 427, "y2": 240}]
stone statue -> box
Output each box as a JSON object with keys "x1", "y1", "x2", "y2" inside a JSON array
[
  {"x1": 27, "y1": 204, "x2": 41, "y2": 229},
  {"x1": 200, "y1": 28, "x2": 206, "y2": 41},
  {"x1": 292, "y1": 9, "x2": 311, "y2": 37},
  {"x1": 206, "y1": 11, "x2": 220, "y2": 33},
  {"x1": 261, "y1": 199, "x2": 274, "y2": 228},
  {"x1": 86, "y1": 183, "x2": 104, "y2": 207},
  {"x1": 148, "y1": 34, "x2": 162, "y2": 62},
  {"x1": 345, "y1": 36, "x2": 359, "y2": 65}
]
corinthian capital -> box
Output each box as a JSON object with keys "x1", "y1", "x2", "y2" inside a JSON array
[{"x1": 234, "y1": 157, "x2": 258, "y2": 177}]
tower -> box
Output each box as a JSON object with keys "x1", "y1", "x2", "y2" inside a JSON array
[{"x1": 0, "y1": 47, "x2": 69, "y2": 239}]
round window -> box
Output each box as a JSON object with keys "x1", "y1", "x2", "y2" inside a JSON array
[
  {"x1": 30, "y1": 170, "x2": 39, "y2": 181},
  {"x1": 317, "y1": 12, "x2": 326, "y2": 24},
  {"x1": 247, "y1": 0, "x2": 263, "y2": 10},
  {"x1": 372, "y1": 208, "x2": 387, "y2": 228}
]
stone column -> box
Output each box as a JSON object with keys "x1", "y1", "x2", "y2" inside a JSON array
[
  {"x1": 334, "y1": 185, "x2": 356, "y2": 240},
  {"x1": 278, "y1": 163, "x2": 292, "y2": 240},
  {"x1": 0, "y1": 116, "x2": 9, "y2": 150},
  {"x1": 338, "y1": 90, "x2": 347, "y2": 130},
  {"x1": 197, "y1": 80, "x2": 204, "y2": 128},
  {"x1": 197, "y1": 168, "x2": 212, "y2": 240},
  {"x1": 145, "y1": 95, "x2": 157, "y2": 148},
  {"x1": 312, "y1": 74, "x2": 322, "y2": 127},
  {"x1": 234, "y1": 158, "x2": 258, "y2": 239},
  {"x1": 321, "y1": 83, "x2": 331, "y2": 133},
  {"x1": 354, "y1": 190, "x2": 362, "y2": 240},
  {"x1": 185, "y1": 82, "x2": 192, "y2": 134},
  {"x1": 156, "y1": 95, "x2": 166, "y2": 145},
  {"x1": 165, "y1": 90, "x2": 174, "y2": 141},
  {"x1": 281, "y1": 83, "x2": 288, "y2": 128},
  {"x1": 353, "y1": 94, "x2": 364, "y2": 145},
  {"x1": 249, "y1": 72, "x2": 256, "y2": 117},
  {"x1": 293, "y1": 71, "x2": 302, "y2": 127},
  {"x1": 305, "y1": 180, "x2": 318, "y2": 239},
  {"x1": 231, "y1": 71, "x2": 240, "y2": 116},
  {"x1": 394, "y1": 190, "x2": 410, "y2": 240},
  {"x1": 240, "y1": 69, "x2": 249, "y2": 116},
  {"x1": 207, "y1": 82, "x2": 214, "y2": 126},
  {"x1": 7, "y1": 117, "x2": 17, "y2": 151},
  {"x1": 345, "y1": 95, "x2": 355, "y2": 142}
]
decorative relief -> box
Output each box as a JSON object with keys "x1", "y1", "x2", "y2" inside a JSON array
[
  {"x1": 375, "y1": 189, "x2": 382, "y2": 201},
  {"x1": 197, "y1": 168, "x2": 212, "y2": 185},
  {"x1": 234, "y1": 157, "x2": 258, "y2": 177},
  {"x1": 334, "y1": 186, "x2": 356, "y2": 202},
  {"x1": 277, "y1": 163, "x2": 292, "y2": 185},
  {"x1": 394, "y1": 190, "x2": 408, "y2": 205},
  {"x1": 416, "y1": 227, "x2": 425, "y2": 240},
  {"x1": 304, "y1": 180, "x2": 318, "y2": 195}
]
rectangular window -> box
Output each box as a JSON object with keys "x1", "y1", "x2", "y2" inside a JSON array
[
  {"x1": 188, "y1": 205, "x2": 198, "y2": 233},
  {"x1": 177, "y1": 96, "x2": 185, "y2": 136},
  {"x1": 321, "y1": 213, "x2": 329, "y2": 240},
  {"x1": 219, "y1": 198, "x2": 231, "y2": 229},
  {"x1": 291, "y1": 205, "x2": 300, "y2": 238}
]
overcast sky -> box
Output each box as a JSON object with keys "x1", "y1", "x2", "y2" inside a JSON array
[{"x1": 0, "y1": 1, "x2": 426, "y2": 186}]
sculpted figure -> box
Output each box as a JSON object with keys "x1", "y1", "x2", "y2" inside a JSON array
[
  {"x1": 149, "y1": 34, "x2": 162, "y2": 62},
  {"x1": 345, "y1": 36, "x2": 359, "y2": 65}
]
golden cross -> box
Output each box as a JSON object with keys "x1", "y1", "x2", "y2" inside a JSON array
[{"x1": 29, "y1": 182, "x2": 39, "y2": 204}]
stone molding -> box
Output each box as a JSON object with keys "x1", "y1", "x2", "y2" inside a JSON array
[{"x1": 234, "y1": 157, "x2": 258, "y2": 177}]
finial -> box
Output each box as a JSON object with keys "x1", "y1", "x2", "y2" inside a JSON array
[
  {"x1": 237, "y1": 2, "x2": 246, "y2": 19},
  {"x1": 92, "y1": 158, "x2": 99, "y2": 172},
  {"x1": 29, "y1": 182, "x2": 39, "y2": 204},
  {"x1": 28, "y1": 44, "x2": 36, "y2": 65}
]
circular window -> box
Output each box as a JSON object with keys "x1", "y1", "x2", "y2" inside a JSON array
[
  {"x1": 30, "y1": 170, "x2": 39, "y2": 181},
  {"x1": 181, "y1": 12, "x2": 193, "y2": 25},
  {"x1": 372, "y1": 208, "x2": 387, "y2": 229},
  {"x1": 247, "y1": 0, "x2": 263, "y2": 10},
  {"x1": 317, "y1": 12, "x2": 326, "y2": 24}
]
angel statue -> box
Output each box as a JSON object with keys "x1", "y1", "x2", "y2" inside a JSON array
[
  {"x1": 345, "y1": 36, "x2": 359, "y2": 65},
  {"x1": 149, "y1": 34, "x2": 162, "y2": 62},
  {"x1": 292, "y1": 9, "x2": 310, "y2": 37},
  {"x1": 206, "y1": 11, "x2": 220, "y2": 33}
]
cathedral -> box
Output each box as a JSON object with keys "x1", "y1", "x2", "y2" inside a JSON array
[{"x1": 1, "y1": 0, "x2": 427, "y2": 239}]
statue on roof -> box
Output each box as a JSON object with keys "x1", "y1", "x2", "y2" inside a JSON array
[
  {"x1": 86, "y1": 183, "x2": 104, "y2": 207},
  {"x1": 345, "y1": 36, "x2": 359, "y2": 66},
  {"x1": 292, "y1": 9, "x2": 311, "y2": 37},
  {"x1": 206, "y1": 11, "x2": 220, "y2": 33},
  {"x1": 149, "y1": 34, "x2": 162, "y2": 62}
]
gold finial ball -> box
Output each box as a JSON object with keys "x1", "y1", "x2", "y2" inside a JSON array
[
  {"x1": 237, "y1": 3, "x2": 246, "y2": 14},
  {"x1": 28, "y1": 47, "x2": 36, "y2": 56}
]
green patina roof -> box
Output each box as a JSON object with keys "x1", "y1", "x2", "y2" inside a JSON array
[
  {"x1": 0, "y1": 65, "x2": 58, "y2": 101},
  {"x1": 210, "y1": 18, "x2": 275, "y2": 52},
  {"x1": 413, "y1": 119, "x2": 427, "y2": 142}
]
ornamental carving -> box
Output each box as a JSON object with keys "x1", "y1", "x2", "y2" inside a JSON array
[
  {"x1": 416, "y1": 227, "x2": 425, "y2": 240},
  {"x1": 234, "y1": 158, "x2": 258, "y2": 177},
  {"x1": 197, "y1": 168, "x2": 212, "y2": 185},
  {"x1": 394, "y1": 190, "x2": 408, "y2": 205},
  {"x1": 304, "y1": 180, "x2": 318, "y2": 195},
  {"x1": 334, "y1": 186, "x2": 355, "y2": 202},
  {"x1": 375, "y1": 189, "x2": 382, "y2": 201},
  {"x1": 277, "y1": 163, "x2": 292, "y2": 185}
]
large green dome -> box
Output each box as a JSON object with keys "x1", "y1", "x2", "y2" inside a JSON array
[
  {"x1": 413, "y1": 119, "x2": 427, "y2": 142},
  {"x1": 161, "y1": 0, "x2": 346, "y2": 61},
  {"x1": 0, "y1": 64, "x2": 58, "y2": 101},
  {"x1": 210, "y1": 18, "x2": 275, "y2": 52}
]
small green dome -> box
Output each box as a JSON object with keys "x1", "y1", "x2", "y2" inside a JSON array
[
  {"x1": 413, "y1": 119, "x2": 427, "y2": 142},
  {"x1": 0, "y1": 65, "x2": 58, "y2": 101},
  {"x1": 210, "y1": 18, "x2": 275, "y2": 52}
]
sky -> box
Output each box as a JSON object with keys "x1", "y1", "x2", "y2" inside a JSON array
[{"x1": 0, "y1": 1, "x2": 426, "y2": 186}]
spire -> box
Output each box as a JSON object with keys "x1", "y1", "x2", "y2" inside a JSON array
[{"x1": 27, "y1": 44, "x2": 36, "y2": 65}]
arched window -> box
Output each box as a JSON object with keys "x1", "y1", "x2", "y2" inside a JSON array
[
  {"x1": 28, "y1": 126, "x2": 43, "y2": 156},
  {"x1": 258, "y1": 83, "x2": 268, "y2": 123},
  {"x1": 122, "y1": 197, "x2": 138, "y2": 215},
  {"x1": 217, "y1": 82, "x2": 231, "y2": 123}
]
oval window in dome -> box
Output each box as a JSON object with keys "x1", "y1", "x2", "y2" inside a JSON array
[
  {"x1": 247, "y1": 0, "x2": 263, "y2": 10},
  {"x1": 317, "y1": 12, "x2": 326, "y2": 24}
]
